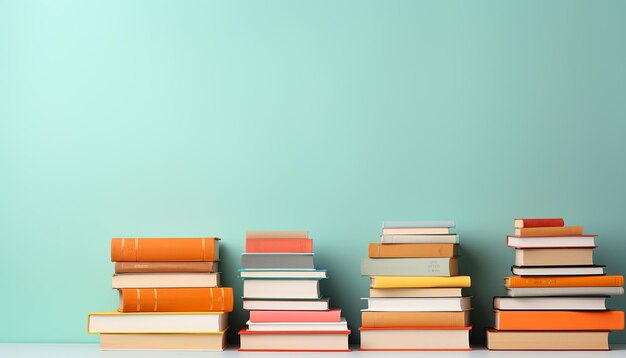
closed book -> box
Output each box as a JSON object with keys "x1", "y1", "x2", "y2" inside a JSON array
[
  {"x1": 246, "y1": 231, "x2": 309, "y2": 239},
  {"x1": 370, "y1": 276, "x2": 471, "y2": 289},
  {"x1": 242, "y1": 253, "x2": 315, "y2": 270},
  {"x1": 486, "y1": 329, "x2": 609, "y2": 351},
  {"x1": 515, "y1": 248, "x2": 593, "y2": 266},
  {"x1": 381, "y1": 235, "x2": 459, "y2": 244},
  {"x1": 246, "y1": 238, "x2": 312, "y2": 253},
  {"x1": 382, "y1": 221, "x2": 455, "y2": 228},
  {"x1": 494, "y1": 310, "x2": 624, "y2": 331},
  {"x1": 505, "y1": 275, "x2": 624, "y2": 288},
  {"x1": 88, "y1": 312, "x2": 228, "y2": 333},
  {"x1": 100, "y1": 332, "x2": 226, "y2": 351},
  {"x1": 507, "y1": 235, "x2": 596, "y2": 248},
  {"x1": 382, "y1": 227, "x2": 451, "y2": 235},
  {"x1": 250, "y1": 309, "x2": 341, "y2": 323},
  {"x1": 514, "y1": 226, "x2": 583, "y2": 237},
  {"x1": 362, "y1": 297, "x2": 471, "y2": 312},
  {"x1": 243, "y1": 279, "x2": 320, "y2": 299},
  {"x1": 493, "y1": 297, "x2": 607, "y2": 311},
  {"x1": 112, "y1": 273, "x2": 220, "y2": 288},
  {"x1": 369, "y1": 287, "x2": 462, "y2": 298},
  {"x1": 118, "y1": 287, "x2": 233, "y2": 313},
  {"x1": 246, "y1": 318, "x2": 348, "y2": 332},
  {"x1": 368, "y1": 243, "x2": 457, "y2": 258},
  {"x1": 514, "y1": 218, "x2": 565, "y2": 228},
  {"x1": 511, "y1": 265, "x2": 605, "y2": 276},
  {"x1": 362, "y1": 311, "x2": 470, "y2": 328},
  {"x1": 361, "y1": 258, "x2": 458, "y2": 277},
  {"x1": 115, "y1": 261, "x2": 218, "y2": 273},
  {"x1": 243, "y1": 298, "x2": 330, "y2": 311},
  {"x1": 506, "y1": 287, "x2": 625, "y2": 297},
  {"x1": 239, "y1": 269, "x2": 327, "y2": 279},
  {"x1": 111, "y1": 238, "x2": 219, "y2": 262},
  {"x1": 238, "y1": 328, "x2": 350, "y2": 352},
  {"x1": 359, "y1": 327, "x2": 471, "y2": 351}
]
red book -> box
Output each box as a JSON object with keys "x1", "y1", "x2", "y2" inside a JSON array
[
  {"x1": 246, "y1": 238, "x2": 313, "y2": 253},
  {"x1": 514, "y1": 218, "x2": 565, "y2": 228},
  {"x1": 249, "y1": 309, "x2": 341, "y2": 323}
]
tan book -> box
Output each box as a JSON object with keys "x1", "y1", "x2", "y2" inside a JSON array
[
  {"x1": 486, "y1": 329, "x2": 608, "y2": 350},
  {"x1": 99, "y1": 332, "x2": 226, "y2": 351},
  {"x1": 112, "y1": 273, "x2": 220, "y2": 288},
  {"x1": 382, "y1": 227, "x2": 450, "y2": 235},
  {"x1": 368, "y1": 243, "x2": 457, "y2": 258},
  {"x1": 514, "y1": 226, "x2": 583, "y2": 237},
  {"x1": 362, "y1": 311, "x2": 470, "y2": 328},
  {"x1": 246, "y1": 231, "x2": 308, "y2": 239},
  {"x1": 369, "y1": 287, "x2": 462, "y2": 298},
  {"x1": 360, "y1": 327, "x2": 470, "y2": 350},
  {"x1": 515, "y1": 248, "x2": 593, "y2": 266},
  {"x1": 239, "y1": 329, "x2": 350, "y2": 351},
  {"x1": 115, "y1": 261, "x2": 218, "y2": 273}
]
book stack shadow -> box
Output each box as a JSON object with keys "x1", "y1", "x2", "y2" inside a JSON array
[
  {"x1": 487, "y1": 218, "x2": 625, "y2": 350},
  {"x1": 88, "y1": 238, "x2": 233, "y2": 351},
  {"x1": 359, "y1": 221, "x2": 472, "y2": 350},
  {"x1": 238, "y1": 231, "x2": 350, "y2": 352}
]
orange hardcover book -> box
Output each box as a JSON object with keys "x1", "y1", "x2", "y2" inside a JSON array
[
  {"x1": 118, "y1": 287, "x2": 233, "y2": 313},
  {"x1": 494, "y1": 310, "x2": 624, "y2": 331},
  {"x1": 362, "y1": 311, "x2": 469, "y2": 328},
  {"x1": 368, "y1": 244, "x2": 457, "y2": 258},
  {"x1": 246, "y1": 238, "x2": 313, "y2": 253},
  {"x1": 115, "y1": 261, "x2": 218, "y2": 273},
  {"x1": 505, "y1": 275, "x2": 624, "y2": 288},
  {"x1": 515, "y1": 226, "x2": 583, "y2": 237},
  {"x1": 111, "y1": 238, "x2": 219, "y2": 262}
]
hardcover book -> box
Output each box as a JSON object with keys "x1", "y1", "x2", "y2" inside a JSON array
[
  {"x1": 111, "y1": 238, "x2": 220, "y2": 262},
  {"x1": 361, "y1": 258, "x2": 458, "y2": 276}
]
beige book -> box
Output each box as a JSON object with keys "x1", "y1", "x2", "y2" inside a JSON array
[
  {"x1": 246, "y1": 231, "x2": 308, "y2": 239},
  {"x1": 360, "y1": 328, "x2": 469, "y2": 350},
  {"x1": 515, "y1": 248, "x2": 593, "y2": 266},
  {"x1": 100, "y1": 332, "x2": 226, "y2": 351},
  {"x1": 382, "y1": 227, "x2": 450, "y2": 235},
  {"x1": 486, "y1": 329, "x2": 608, "y2": 350},
  {"x1": 112, "y1": 273, "x2": 220, "y2": 288},
  {"x1": 369, "y1": 287, "x2": 462, "y2": 297},
  {"x1": 239, "y1": 331, "x2": 349, "y2": 351},
  {"x1": 362, "y1": 311, "x2": 470, "y2": 328}
]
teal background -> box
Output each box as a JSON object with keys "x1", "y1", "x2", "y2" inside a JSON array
[{"x1": 1, "y1": 0, "x2": 625, "y2": 345}]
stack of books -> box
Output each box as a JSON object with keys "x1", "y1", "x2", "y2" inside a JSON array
[
  {"x1": 359, "y1": 221, "x2": 472, "y2": 350},
  {"x1": 487, "y1": 218, "x2": 625, "y2": 350},
  {"x1": 88, "y1": 238, "x2": 234, "y2": 351},
  {"x1": 238, "y1": 231, "x2": 350, "y2": 352}
]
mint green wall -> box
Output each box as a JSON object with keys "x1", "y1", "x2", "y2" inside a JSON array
[{"x1": 1, "y1": 0, "x2": 625, "y2": 345}]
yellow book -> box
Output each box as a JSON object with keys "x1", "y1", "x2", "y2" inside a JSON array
[{"x1": 370, "y1": 276, "x2": 471, "y2": 288}]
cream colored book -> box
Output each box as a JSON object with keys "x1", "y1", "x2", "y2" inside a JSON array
[
  {"x1": 369, "y1": 287, "x2": 462, "y2": 297},
  {"x1": 486, "y1": 329, "x2": 608, "y2": 350},
  {"x1": 111, "y1": 273, "x2": 220, "y2": 288},
  {"x1": 100, "y1": 332, "x2": 226, "y2": 351},
  {"x1": 515, "y1": 248, "x2": 593, "y2": 266},
  {"x1": 360, "y1": 328, "x2": 470, "y2": 350},
  {"x1": 88, "y1": 312, "x2": 228, "y2": 333}
]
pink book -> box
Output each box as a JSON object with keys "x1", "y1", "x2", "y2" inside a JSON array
[{"x1": 249, "y1": 309, "x2": 342, "y2": 323}]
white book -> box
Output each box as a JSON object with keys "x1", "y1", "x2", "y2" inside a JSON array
[
  {"x1": 507, "y1": 235, "x2": 596, "y2": 248},
  {"x1": 246, "y1": 318, "x2": 348, "y2": 332},
  {"x1": 88, "y1": 312, "x2": 228, "y2": 333},
  {"x1": 243, "y1": 279, "x2": 320, "y2": 299},
  {"x1": 112, "y1": 273, "x2": 220, "y2": 288},
  {"x1": 494, "y1": 296, "x2": 607, "y2": 311},
  {"x1": 362, "y1": 297, "x2": 471, "y2": 312},
  {"x1": 381, "y1": 235, "x2": 459, "y2": 244},
  {"x1": 242, "y1": 298, "x2": 329, "y2": 311},
  {"x1": 511, "y1": 266, "x2": 605, "y2": 276},
  {"x1": 506, "y1": 287, "x2": 625, "y2": 297},
  {"x1": 239, "y1": 270, "x2": 327, "y2": 279}
]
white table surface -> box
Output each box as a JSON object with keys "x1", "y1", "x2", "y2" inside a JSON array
[{"x1": 1, "y1": 344, "x2": 625, "y2": 357}]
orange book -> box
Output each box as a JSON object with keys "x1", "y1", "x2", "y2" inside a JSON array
[
  {"x1": 115, "y1": 261, "x2": 218, "y2": 273},
  {"x1": 515, "y1": 226, "x2": 583, "y2": 237},
  {"x1": 505, "y1": 275, "x2": 624, "y2": 288},
  {"x1": 368, "y1": 244, "x2": 457, "y2": 258},
  {"x1": 111, "y1": 238, "x2": 219, "y2": 262},
  {"x1": 118, "y1": 287, "x2": 233, "y2": 312},
  {"x1": 494, "y1": 310, "x2": 624, "y2": 331},
  {"x1": 362, "y1": 311, "x2": 469, "y2": 328},
  {"x1": 246, "y1": 238, "x2": 313, "y2": 253}
]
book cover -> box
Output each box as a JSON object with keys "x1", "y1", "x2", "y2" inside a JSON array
[
  {"x1": 118, "y1": 287, "x2": 233, "y2": 313},
  {"x1": 361, "y1": 258, "x2": 458, "y2": 276},
  {"x1": 514, "y1": 218, "x2": 565, "y2": 228},
  {"x1": 368, "y1": 243, "x2": 456, "y2": 258},
  {"x1": 494, "y1": 310, "x2": 624, "y2": 330},
  {"x1": 111, "y1": 238, "x2": 219, "y2": 262},
  {"x1": 504, "y1": 275, "x2": 624, "y2": 288},
  {"x1": 370, "y1": 276, "x2": 471, "y2": 289}
]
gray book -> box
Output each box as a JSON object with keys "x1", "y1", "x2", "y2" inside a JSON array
[
  {"x1": 242, "y1": 253, "x2": 315, "y2": 270},
  {"x1": 506, "y1": 287, "x2": 625, "y2": 297},
  {"x1": 382, "y1": 220, "x2": 456, "y2": 228},
  {"x1": 360, "y1": 258, "x2": 457, "y2": 276}
]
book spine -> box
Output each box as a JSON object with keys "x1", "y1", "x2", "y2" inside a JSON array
[
  {"x1": 497, "y1": 310, "x2": 625, "y2": 330},
  {"x1": 246, "y1": 238, "x2": 313, "y2": 253},
  {"x1": 362, "y1": 311, "x2": 467, "y2": 328},
  {"x1": 505, "y1": 275, "x2": 624, "y2": 288},
  {"x1": 115, "y1": 261, "x2": 217, "y2": 273},
  {"x1": 515, "y1": 218, "x2": 565, "y2": 228},
  {"x1": 249, "y1": 309, "x2": 341, "y2": 322},
  {"x1": 368, "y1": 244, "x2": 456, "y2": 258},
  {"x1": 118, "y1": 287, "x2": 233, "y2": 312},
  {"x1": 111, "y1": 238, "x2": 218, "y2": 262},
  {"x1": 517, "y1": 226, "x2": 583, "y2": 237}
]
